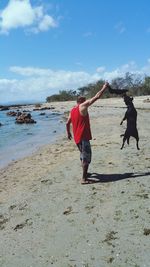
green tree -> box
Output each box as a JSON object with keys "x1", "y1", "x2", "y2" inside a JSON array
[
  {"x1": 46, "y1": 73, "x2": 150, "y2": 102},
  {"x1": 142, "y1": 76, "x2": 150, "y2": 95},
  {"x1": 46, "y1": 89, "x2": 77, "y2": 102}
]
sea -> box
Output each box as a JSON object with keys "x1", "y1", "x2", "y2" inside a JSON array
[{"x1": 0, "y1": 106, "x2": 65, "y2": 168}]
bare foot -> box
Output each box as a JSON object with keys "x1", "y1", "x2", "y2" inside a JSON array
[{"x1": 81, "y1": 179, "x2": 92, "y2": 185}]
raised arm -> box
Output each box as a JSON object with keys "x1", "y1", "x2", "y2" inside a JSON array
[{"x1": 79, "y1": 82, "x2": 109, "y2": 115}]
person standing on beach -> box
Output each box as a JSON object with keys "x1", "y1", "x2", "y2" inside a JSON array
[{"x1": 66, "y1": 82, "x2": 109, "y2": 184}]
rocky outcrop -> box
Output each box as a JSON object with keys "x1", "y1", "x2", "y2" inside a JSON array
[
  {"x1": 15, "y1": 113, "x2": 36, "y2": 124},
  {"x1": 0, "y1": 106, "x2": 9, "y2": 111},
  {"x1": 7, "y1": 111, "x2": 22, "y2": 117},
  {"x1": 5, "y1": 109, "x2": 36, "y2": 124}
]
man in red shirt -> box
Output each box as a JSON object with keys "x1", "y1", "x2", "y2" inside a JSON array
[{"x1": 66, "y1": 82, "x2": 109, "y2": 184}]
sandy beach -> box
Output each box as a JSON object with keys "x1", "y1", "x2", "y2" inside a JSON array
[{"x1": 0, "y1": 96, "x2": 150, "y2": 267}]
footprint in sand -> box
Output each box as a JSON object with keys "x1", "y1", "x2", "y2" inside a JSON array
[
  {"x1": 63, "y1": 206, "x2": 73, "y2": 215},
  {"x1": 143, "y1": 228, "x2": 150, "y2": 236},
  {"x1": 13, "y1": 218, "x2": 32, "y2": 231},
  {"x1": 102, "y1": 231, "x2": 118, "y2": 246},
  {"x1": 9, "y1": 202, "x2": 28, "y2": 211},
  {"x1": 41, "y1": 179, "x2": 53, "y2": 185},
  {"x1": 85, "y1": 205, "x2": 95, "y2": 214},
  {"x1": 0, "y1": 214, "x2": 9, "y2": 230}
]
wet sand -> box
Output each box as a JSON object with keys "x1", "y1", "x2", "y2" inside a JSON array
[{"x1": 0, "y1": 96, "x2": 150, "y2": 267}]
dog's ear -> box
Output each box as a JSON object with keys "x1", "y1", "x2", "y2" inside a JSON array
[{"x1": 124, "y1": 95, "x2": 133, "y2": 103}]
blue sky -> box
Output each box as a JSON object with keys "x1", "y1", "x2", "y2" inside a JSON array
[{"x1": 0, "y1": 0, "x2": 150, "y2": 104}]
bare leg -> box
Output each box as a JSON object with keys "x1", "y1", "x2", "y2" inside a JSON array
[
  {"x1": 77, "y1": 141, "x2": 92, "y2": 184},
  {"x1": 81, "y1": 162, "x2": 90, "y2": 184}
]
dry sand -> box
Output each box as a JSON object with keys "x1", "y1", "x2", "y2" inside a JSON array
[{"x1": 0, "y1": 96, "x2": 150, "y2": 267}]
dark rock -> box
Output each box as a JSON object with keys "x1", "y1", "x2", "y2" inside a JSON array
[
  {"x1": 7, "y1": 111, "x2": 22, "y2": 117},
  {"x1": 15, "y1": 113, "x2": 36, "y2": 124},
  {"x1": 0, "y1": 106, "x2": 9, "y2": 111}
]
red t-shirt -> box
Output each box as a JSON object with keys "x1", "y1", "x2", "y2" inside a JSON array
[{"x1": 71, "y1": 105, "x2": 92, "y2": 144}]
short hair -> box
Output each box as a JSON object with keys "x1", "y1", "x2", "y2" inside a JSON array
[{"x1": 77, "y1": 96, "x2": 86, "y2": 104}]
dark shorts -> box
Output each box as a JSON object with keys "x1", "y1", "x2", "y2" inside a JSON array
[{"x1": 77, "y1": 140, "x2": 92, "y2": 164}]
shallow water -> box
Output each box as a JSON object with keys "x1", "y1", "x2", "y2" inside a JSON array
[{"x1": 0, "y1": 109, "x2": 65, "y2": 168}]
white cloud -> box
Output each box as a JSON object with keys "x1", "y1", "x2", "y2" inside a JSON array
[
  {"x1": 114, "y1": 22, "x2": 126, "y2": 34},
  {"x1": 9, "y1": 66, "x2": 54, "y2": 76},
  {"x1": 0, "y1": 67, "x2": 101, "y2": 103},
  {"x1": 9, "y1": 66, "x2": 100, "y2": 87},
  {"x1": 1, "y1": 60, "x2": 150, "y2": 104},
  {"x1": 96, "y1": 66, "x2": 106, "y2": 73},
  {"x1": 38, "y1": 15, "x2": 57, "y2": 31},
  {"x1": 141, "y1": 58, "x2": 150, "y2": 73},
  {"x1": 0, "y1": 0, "x2": 58, "y2": 34}
]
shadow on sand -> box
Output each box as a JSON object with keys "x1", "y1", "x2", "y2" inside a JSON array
[{"x1": 87, "y1": 171, "x2": 150, "y2": 183}]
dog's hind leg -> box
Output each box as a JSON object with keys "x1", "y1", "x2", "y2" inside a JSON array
[
  {"x1": 120, "y1": 143, "x2": 124, "y2": 149},
  {"x1": 134, "y1": 131, "x2": 140, "y2": 150},
  {"x1": 136, "y1": 138, "x2": 140, "y2": 150},
  {"x1": 137, "y1": 141, "x2": 140, "y2": 150},
  {"x1": 120, "y1": 135, "x2": 127, "y2": 149}
]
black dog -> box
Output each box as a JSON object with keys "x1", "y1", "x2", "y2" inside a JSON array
[{"x1": 120, "y1": 95, "x2": 140, "y2": 150}]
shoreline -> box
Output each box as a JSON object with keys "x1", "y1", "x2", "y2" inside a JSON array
[
  {"x1": 0, "y1": 96, "x2": 150, "y2": 267},
  {"x1": 0, "y1": 127, "x2": 66, "y2": 170},
  {"x1": 0, "y1": 105, "x2": 66, "y2": 169}
]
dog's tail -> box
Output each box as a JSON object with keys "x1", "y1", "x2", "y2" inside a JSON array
[{"x1": 120, "y1": 134, "x2": 124, "y2": 137}]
